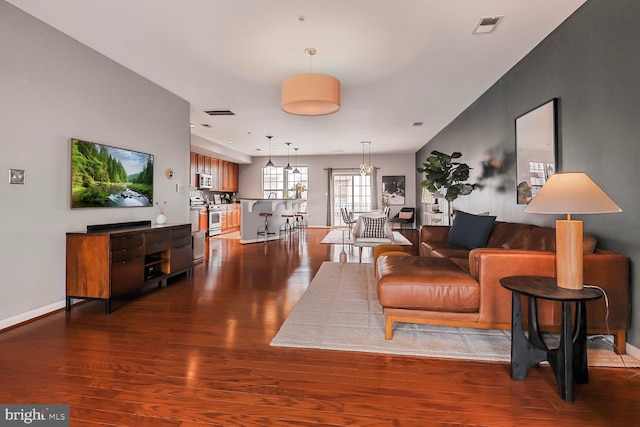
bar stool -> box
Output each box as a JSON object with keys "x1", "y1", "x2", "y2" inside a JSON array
[
  {"x1": 280, "y1": 214, "x2": 295, "y2": 239},
  {"x1": 294, "y1": 212, "x2": 307, "y2": 231},
  {"x1": 257, "y1": 212, "x2": 275, "y2": 243}
]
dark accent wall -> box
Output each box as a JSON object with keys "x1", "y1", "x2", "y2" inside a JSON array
[{"x1": 415, "y1": 0, "x2": 640, "y2": 348}]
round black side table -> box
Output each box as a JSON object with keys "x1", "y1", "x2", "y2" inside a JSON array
[{"x1": 499, "y1": 276, "x2": 603, "y2": 402}]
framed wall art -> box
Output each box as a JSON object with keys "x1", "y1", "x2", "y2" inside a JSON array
[
  {"x1": 515, "y1": 98, "x2": 559, "y2": 205},
  {"x1": 382, "y1": 175, "x2": 405, "y2": 205},
  {"x1": 70, "y1": 138, "x2": 154, "y2": 209}
]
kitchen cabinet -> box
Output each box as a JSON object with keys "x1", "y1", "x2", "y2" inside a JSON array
[
  {"x1": 220, "y1": 204, "x2": 241, "y2": 233},
  {"x1": 66, "y1": 223, "x2": 193, "y2": 313},
  {"x1": 231, "y1": 204, "x2": 241, "y2": 228},
  {"x1": 220, "y1": 161, "x2": 239, "y2": 192},
  {"x1": 210, "y1": 158, "x2": 220, "y2": 190},
  {"x1": 221, "y1": 208, "x2": 228, "y2": 230},
  {"x1": 190, "y1": 152, "x2": 239, "y2": 192},
  {"x1": 230, "y1": 163, "x2": 238, "y2": 192},
  {"x1": 190, "y1": 152, "x2": 198, "y2": 188},
  {"x1": 219, "y1": 160, "x2": 237, "y2": 191},
  {"x1": 196, "y1": 153, "x2": 211, "y2": 174},
  {"x1": 220, "y1": 161, "x2": 229, "y2": 191},
  {"x1": 199, "y1": 209, "x2": 207, "y2": 232},
  {"x1": 195, "y1": 153, "x2": 204, "y2": 173}
]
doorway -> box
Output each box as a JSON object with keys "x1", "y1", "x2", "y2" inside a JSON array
[{"x1": 329, "y1": 170, "x2": 376, "y2": 226}]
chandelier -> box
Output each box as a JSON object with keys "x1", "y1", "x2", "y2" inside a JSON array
[
  {"x1": 360, "y1": 141, "x2": 374, "y2": 176},
  {"x1": 281, "y1": 48, "x2": 341, "y2": 116}
]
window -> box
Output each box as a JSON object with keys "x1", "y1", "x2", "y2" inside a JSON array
[
  {"x1": 528, "y1": 161, "x2": 547, "y2": 198},
  {"x1": 262, "y1": 167, "x2": 284, "y2": 199},
  {"x1": 262, "y1": 166, "x2": 308, "y2": 199},
  {"x1": 287, "y1": 166, "x2": 309, "y2": 198}
]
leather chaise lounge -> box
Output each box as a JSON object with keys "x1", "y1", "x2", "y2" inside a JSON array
[{"x1": 376, "y1": 216, "x2": 631, "y2": 353}]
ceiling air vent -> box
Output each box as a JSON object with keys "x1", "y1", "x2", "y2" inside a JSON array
[
  {"x1": 204, "y1": 110, "x2": 235, "y2": 116},
  {"x1": 473, "y1": 16, "x2": 503, "y2": 34}
]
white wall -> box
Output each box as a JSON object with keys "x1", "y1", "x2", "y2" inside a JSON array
[
  {"x1": 237, "y1": 152, "x2": 416, "y2": 227},
  {"x1": 0, "y1": 2, "x2": 191, "y2": 328}
]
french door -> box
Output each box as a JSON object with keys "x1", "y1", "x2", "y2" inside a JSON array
[{"x1": 329, "y1": 169, "x2": 376, "y2": 226}]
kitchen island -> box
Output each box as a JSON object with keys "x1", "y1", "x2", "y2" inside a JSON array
[{"x1": 237, "y1": 198, "x2": 305, "y2": 244}]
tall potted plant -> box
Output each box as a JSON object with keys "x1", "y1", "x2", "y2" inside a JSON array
[{"x1": 417, "y1": 150, "x2": 475, "y2": 222}]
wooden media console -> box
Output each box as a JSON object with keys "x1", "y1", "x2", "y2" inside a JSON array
[{"x1": 66, "y1": 221, "x2": 193, "y2": 313}]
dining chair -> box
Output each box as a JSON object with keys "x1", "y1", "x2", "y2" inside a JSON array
[{"x1": 340, "y1": 207, "x2": 357, "y2": 237}]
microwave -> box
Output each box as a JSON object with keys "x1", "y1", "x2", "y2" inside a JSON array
[{"x1": 198, "y1": 173, "x2": 212, "y2": 189}]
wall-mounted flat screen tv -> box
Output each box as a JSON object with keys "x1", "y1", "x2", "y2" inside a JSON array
[{"x1": 70, "y1": 138, "x2": 154, "y2": 209}]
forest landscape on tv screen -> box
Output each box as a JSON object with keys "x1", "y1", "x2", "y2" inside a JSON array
[{"x1": 71, "y1": 138, "x2": 154, "y2": 209}]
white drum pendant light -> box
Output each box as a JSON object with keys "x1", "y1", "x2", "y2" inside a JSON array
[{"x1": 281, "y1": 48, "x2": 340, "y2": 116}]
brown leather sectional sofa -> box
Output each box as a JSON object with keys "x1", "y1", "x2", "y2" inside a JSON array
[{"x1": 377, "y1": 221, "x2": 631, "y2": 353}]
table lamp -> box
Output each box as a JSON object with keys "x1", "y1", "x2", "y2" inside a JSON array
[{"x1": 524, "y1": 172, "x2": 621, "y2": 290}]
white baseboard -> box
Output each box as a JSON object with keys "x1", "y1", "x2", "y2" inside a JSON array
[
  {"x1": 0, "y1": 301, "x2": 65, "y2": 331},
  {"x1": 626, "y1": 341, "x2": 640, "y2": 359}
]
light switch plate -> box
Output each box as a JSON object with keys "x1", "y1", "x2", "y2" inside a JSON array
[{"x1": 10, "y1": 169, "x2": 25, "y2": 184}]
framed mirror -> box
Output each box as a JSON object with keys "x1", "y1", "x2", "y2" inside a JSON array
[{"x1": 515, "y1": 98, "x2": 559, "y2": 205}]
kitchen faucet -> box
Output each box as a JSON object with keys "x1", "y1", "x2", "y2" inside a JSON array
[{"x1": 268, "y1": 192, "x2": 277, "y2": 199}]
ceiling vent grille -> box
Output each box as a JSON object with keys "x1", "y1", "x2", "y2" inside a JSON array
[
  {"x1": 473, "y1": 16, "x2": 503, "y2": 34},
  {"x1": 204, "y1": 110, "x2": 235, "y2": 116}
]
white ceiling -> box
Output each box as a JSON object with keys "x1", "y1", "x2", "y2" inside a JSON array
[{"x1": 7, "y1": 0, "x2": 586, "y2": 162}]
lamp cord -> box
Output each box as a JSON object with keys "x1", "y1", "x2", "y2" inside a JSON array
[{"x1": 583, "y1": 284, "x2": 638, "y2": 381}]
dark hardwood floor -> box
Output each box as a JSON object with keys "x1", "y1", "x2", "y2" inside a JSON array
[{"x1": 1, "y1": 228, "x2": 638, "y2": 426}]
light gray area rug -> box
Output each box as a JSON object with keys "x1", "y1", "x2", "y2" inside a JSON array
[
  {"x1": 271, "y1": 262, "x2": 640, "y2": 368},
  {"x1": 320, "y1": 229, "x2": 412, "y2": 245}
]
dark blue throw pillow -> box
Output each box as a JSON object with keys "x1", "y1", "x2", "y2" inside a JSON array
[{"x1": 446, "y1": 211, "x2": 496, "y2": 249}]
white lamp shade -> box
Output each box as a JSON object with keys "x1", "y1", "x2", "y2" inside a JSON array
[
  {"x1": 524, "y1": 172, "x2": 621, "y2": 215},
  {"x1": 524, "y1": 172, "x2": 621, "y2": 290},
  {"x1": 281, "y1": 73, "x2": 340, "y2": 116}
]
